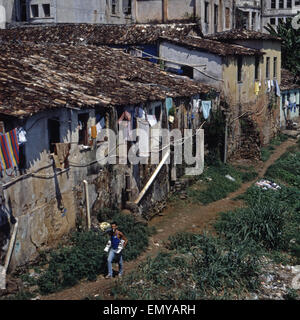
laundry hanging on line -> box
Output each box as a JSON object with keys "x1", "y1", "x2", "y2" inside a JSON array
[
  {"x1": 0, "y1": 128, "x2": 19, "y2": 171},
  {"x1": 201, "y1": 101, "x2": 212, "y2": 120},
  {"x1": 137, "y1": 118, "x2": 150, "y2": 157},
  {"x1": 275, "y1": 80, "x2": 281, "y2": 97},
  {"x1": 165, "y1": 97, "x2": 173, "y2": 116},
  {"x1": 254, "y1": 81, "x2": 260, "y2": 96},
  {"x1": 17, "y1": 127, "x2": 27, "y2": 145}
]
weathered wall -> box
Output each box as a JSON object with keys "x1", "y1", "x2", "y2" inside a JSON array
[
  {"x1": 135, "y1": 0, "x2": 163, "y2": 23},
  {"x1": 262, "y1": 0, "x2": 299, "y2": 32},
  {"x1": 1, "y1": 96, "x2": 207, "y2": 269},
  {"x1": 26, "y1": 0, "x2": 134, "y2": 24},
  {"x1": 159, "y1": 41, "x2": 223, "y2": 89}
]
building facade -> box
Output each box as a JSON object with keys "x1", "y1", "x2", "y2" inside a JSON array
[
  {"x1": 261, "y1": 0, "x2": 300, "y2": 30},
  {"x1": 234, "y1": 0, "x2": 261, "y2": 31}
]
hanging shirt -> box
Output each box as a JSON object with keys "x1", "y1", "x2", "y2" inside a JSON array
[
  {"x1": 165, "y1": 97, "x2": 173, "y2": 115},
  {"x1": 255, "y1": 81, "x2": 260, "y2": 96},
  {"x1": 275, "y1": 80, "x2": 281, "y2": 97},
  {"x1": 0, "y1": 129, "x2": 19, "y2": 171},
  {"x1": 201, "y1": 101, "x2": 212, "y2": 120}
]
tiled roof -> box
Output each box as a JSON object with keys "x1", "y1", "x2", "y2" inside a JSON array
[
  {"x1": 0, "y1": 41, "x2": 215, "y2": 118},
  {"x1": 280, "y1": 69, "x2": 300, "y2": 91},
  {"x1": 160, "y1": 36, "x2": 264, "y2": 56},
  {"x1": 0, "y1": 23, "x2": 200, "y2": 45},
  {"x1": 205, "y1": 29, "x2": 281, "y2": 42}
]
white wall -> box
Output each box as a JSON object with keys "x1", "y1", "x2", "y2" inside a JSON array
[{"x1": 159, "y1": 41, "x2": 223, "y2": 89}]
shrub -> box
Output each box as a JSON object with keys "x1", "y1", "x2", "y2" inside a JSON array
[
  {"x1": 112, "y1": 233, "x2": 261, "y2": 300},
  {"x1": 37, "y1": 213, "x2": 152, "y2": 295},
  {"x1": 265, "y1": 151, "x2": 300, "y2": 187},
  {"x1": 187, "y1": 164, "x2": 242, "y2": 205}
]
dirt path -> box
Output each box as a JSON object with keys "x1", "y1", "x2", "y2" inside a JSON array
[{"x1": 41, "y1": 138, "x2": 297, "y2": 300}]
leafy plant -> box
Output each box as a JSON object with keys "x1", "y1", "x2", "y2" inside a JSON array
[{"x1": 36, "y1": 213, "x2": 153, "y2": 295}]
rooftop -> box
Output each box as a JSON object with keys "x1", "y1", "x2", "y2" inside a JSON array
[
  {"x1": 0, "y1": 23, "x2": 200, "y2": 46},
  {"x1": 159, "y1": 36, "x2": 264, "y2": 56},
  {"x1": 205, "y1": 29, "x2": 281, "y2": 42},
  {"x1": 0, "y1": 41, "x2": 214, "y2": 118}
]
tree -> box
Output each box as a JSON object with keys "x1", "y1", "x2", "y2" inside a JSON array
[{"x1": 264, "y1": 18, "x2": 300, "y2": 79}]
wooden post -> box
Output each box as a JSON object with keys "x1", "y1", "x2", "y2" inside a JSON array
[
  {"x1": 134, "y1": 151, "x2": 170, "y2": 205},
  {"x1": 83, "y1": 180, "x2": 91, "y2": 230}
]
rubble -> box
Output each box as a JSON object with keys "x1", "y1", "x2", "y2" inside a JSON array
[{"x1": 247, "y1": 257, "x2": 300, "y2": 300}]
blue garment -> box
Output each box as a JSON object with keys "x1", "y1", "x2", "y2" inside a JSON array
[
  {"x1": 165, "y1": 97, "x2": 173, "y2": 115},
  {"x1": 107, "y1": 249, "x2": 123, "y2": 277},
  {"x1": 201, "y1": 101, "x2": 212, "y2": 119},
  {"x1": 275, "y1": 80, "x2": 281, "y2": 97},
  {"x1": 111, "y1": 234, "x2": 121, "y2": 250}
]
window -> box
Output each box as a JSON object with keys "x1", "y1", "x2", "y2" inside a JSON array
[
  {"x1": 296, "y1": 1, "x2": 300, "y2": 5},
  {"x1": 251, "y1": 12, "x2": 255, "y2": 30},
  {"x1": 48, "y1": 119, "x2": 60, "y2": 153},
  {"x1": 111, "y1": 0, "x2": 118, "y2": 15},
  {"x1": 266, "y1": 57, "x2": 270, "y2": 79},
  {"x1": 181, "y1": 65, "x2": 194, "y2": 79},
  {"x1": 225, "y1": 7, "x2": 230, "y2": 29},
  {"x1": 42, "y1": 4, "x2": 50, "y2": 17},
  {"x1": 31, "y1": 4, "x2": 39, "y2": 18},
  {"x1": 273, "y1": 57, "x2": 277, "y2": 78},
  {"x1": 278, "y1": 17, "x2": 283, "y2": 24},
  {"x1": 204, "y1": 2, "x2": 209, "y2": 24},
  {"x1": 279, "y1": 0, "x2": 284, "y2": 8},
  {"x1": 123, "y1": 0, "x2": 131, "y2": 15},
  {"x1": 237, "y1": 56, "x2": 243, "y2": 83},
  {"x1": 255, "y1": 56, "x2": 260, "y2": 80},
  {"x1": 270, "y1": 18, "x2": 276, "y2": 25},
  {"x1": 78, "y1": 114, "x2": 89, "y2": 146},
  {"x1": 214, "y1": 4, "x2": 218, "y2": 26},
  {"x1": 271, "y1": 0, "x2": 276, "y2": 9},
  {"x1": 287, "y1": 0, "x2": 292, "y2": 8}
]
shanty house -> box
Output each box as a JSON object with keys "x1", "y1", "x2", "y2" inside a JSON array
[
  {"x1": 279, "y1": 69, "x2": 300, "y2": 128},
  {"x1": 0, "y1": 40, "x2": 217, "y2": 269}
]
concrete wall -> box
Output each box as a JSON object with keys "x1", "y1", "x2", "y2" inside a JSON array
[
  {"x1": 159, "y1": 41, "x2": 223, "y2": 89},
  {"x1": 0, "y1": 0, "x2": 14, "y2": 25},
  {"x1": 159, "y1": 38, "x2": 281, "y2": 157},
  {"x1": 235, "y1": 0, "x2": 261, "y2": 31},
  {"x1": 197, "y1": 0, "x2": 234, "y2": 35},
  {"x1": 0, "y1": 96, "x2": 207, "y2": 269},
  {"x1": 262, "y1": 0, "x2": 300, "y2": 32},
  {"x1": 24, "y1": 0, "x2": 134, "y2": 24}
]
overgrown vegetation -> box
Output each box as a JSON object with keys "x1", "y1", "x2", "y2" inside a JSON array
[
  {"x1": 19, "y1": 213, "x2": 154, "y2": 295},
  {"x1": 111, "y1": 142, "x2": 300, "y2": 300},
  {"x1": 186, "y1": 163, "x2": 257, "y2": 205},
  {"x1": 260, "y1": 133, "x2": 288, "y2": 162},
  {"x1": 112, "y1": 234, "x2": 261, "y2": 300}
]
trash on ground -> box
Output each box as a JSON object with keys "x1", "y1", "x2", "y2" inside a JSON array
[{"x1": 255, "y1": 179, "x2": 281, "y2": 191}]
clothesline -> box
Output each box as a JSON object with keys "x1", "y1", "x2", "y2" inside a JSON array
[{"x1": 134, "y1": 48, "x2": 224, "y2": 82}]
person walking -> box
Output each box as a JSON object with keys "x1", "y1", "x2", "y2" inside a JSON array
[{"x1": 105, "y1": 221, "x2": 128, "y2": 279}]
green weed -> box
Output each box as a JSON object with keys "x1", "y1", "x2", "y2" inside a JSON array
[{"x1": 35, "y1": 213, "x2": 152, "y2": 295}]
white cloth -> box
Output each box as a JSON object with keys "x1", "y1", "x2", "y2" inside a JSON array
[
  {"x1": 147, "y1": 115, "x2": 157, "y2": 127},
  {"x1": 17, "y1": 128, "x2": 27, "y2": 145},
  {"x1": 137, "y1": 119, "x2": 150, "y2": 157}
]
